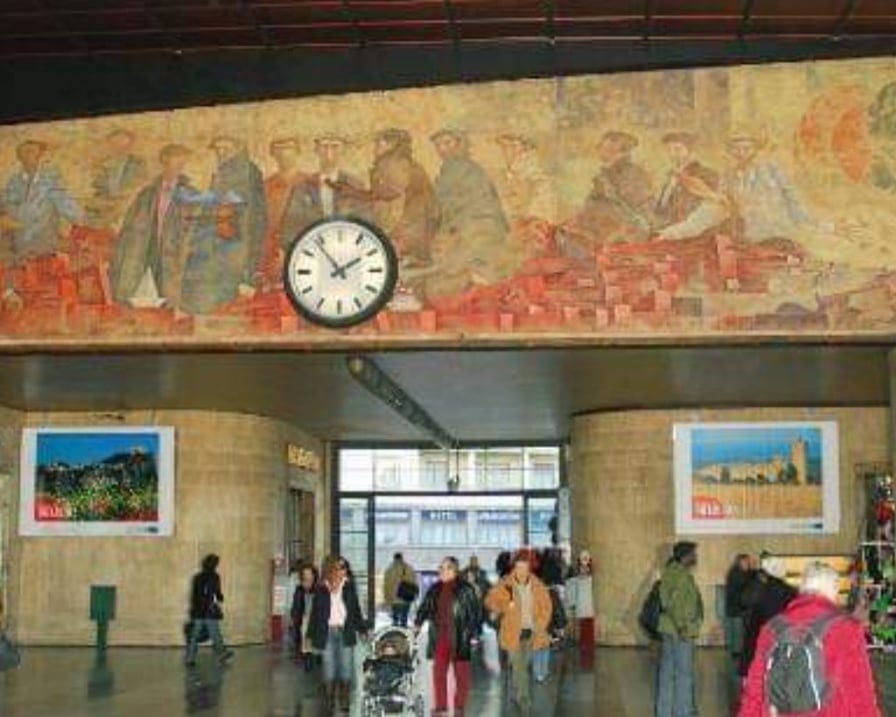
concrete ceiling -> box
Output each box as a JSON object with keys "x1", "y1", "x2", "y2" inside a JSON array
[{"x1": 0, "y1": 345, "x2": 889, "y2": 442}]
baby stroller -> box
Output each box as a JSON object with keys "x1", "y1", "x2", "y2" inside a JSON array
[{"x1": 362, "y1": 627, "x2": 425, "y2": 717}]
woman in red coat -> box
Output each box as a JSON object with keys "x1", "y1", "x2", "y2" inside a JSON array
[{"x1": 738, "y1": 561, "x2": 881, "y2": 717}]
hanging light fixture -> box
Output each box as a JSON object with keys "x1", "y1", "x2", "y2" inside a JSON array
[{"x1": 346, "y1": 355, "x2": 457, "y2": 450}]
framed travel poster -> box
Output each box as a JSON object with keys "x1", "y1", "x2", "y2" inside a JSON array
[
  {"x1": 19, "y1": 427, "x2": 175, "y2": 537},
  {"x1": 673, "y1": 421, "x2": 839, "y2": 535}
]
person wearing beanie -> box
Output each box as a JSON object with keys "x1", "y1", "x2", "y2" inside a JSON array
[
  {"x1": 739, "y1": 554, "x2": 797, "y2": 677},
  {"x1": 655, "y1": 541, "x2": 703, "y2": 717}
]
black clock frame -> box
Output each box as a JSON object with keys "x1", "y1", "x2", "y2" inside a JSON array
[{"x1": 283, "y1": 215, "x2": 399, "y2": 329}]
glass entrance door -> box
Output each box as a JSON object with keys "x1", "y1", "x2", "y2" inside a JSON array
[
  {"x1": 372, "y1": 494, "x2": 525, "y2": 627},
  {"x1": 338, "y1": 497, "x2": 372, "y2": 614}
]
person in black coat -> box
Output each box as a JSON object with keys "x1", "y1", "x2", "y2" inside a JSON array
[
  {"x1": 415, "y1": 556, "x2": 481, "y2": 717},
  {"x1": 739, "y1": 556, "x2": 798, "y2": 677},
  {"x1": 723, "y1": 553, "x2": 752, "y2": 660},
  {"x1": 306, "y1": 556, "x2": 368, "y2": 712},
  {"x1": 290, "y1": 563, "x2": 320, "y2": 671},
  {"x1": 185, "y1": 554, "x2": 234, "y2": 667}
]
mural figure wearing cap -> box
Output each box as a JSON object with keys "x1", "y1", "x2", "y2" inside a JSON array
[
  {"x1": 180, "y1": 135, "x2": 267, "y2": 313},
  {"x1": 561, "y1": 130, "x2": 653, "y2": 254},
  {"x1": 110, "y1": 143, "x2": 200, "y2": 309},
  {"x1": 328, "y1": 128, "x2": 438, "y2": 271},
  {"x1": 721, "y1": 132, "x2": 814, "y2": 243},
  {"x1": 91, "y1": 128, "x2": 147, "y2": 210},
  {"x1": 496, "y1": 133, "x2": 553, "y2": 222},
  {"x1": 429, "y1": 128, "x2": 521, "y2": 297},
  {"x1": 653, "y1": 131, "x2": 728, "y2": 242},
  {"x1": 1, "y1": 139, "x2": 82, "y2": 274},
  {"x1": 260, "y1": 137, "x2": 312, "y2": 287},
  {"x1": 300, "y1": 132, "x2": 367, "y2": 222}
]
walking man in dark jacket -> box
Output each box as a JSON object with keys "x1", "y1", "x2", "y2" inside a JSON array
[
  {"x1": 415, "y1": 556, "x2": 481, "y2": 717},
  {"x1": 739, "y1": 555, "x2": 797, "y2": 677},
  {"x1": 185, "y1": 554, "x2": 234, "y2": 666}
]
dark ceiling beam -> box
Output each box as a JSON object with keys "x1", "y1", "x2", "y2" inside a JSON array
[
  {"x1": 1, "y1": 36, "x2": 895, "y2": 125},
  {"x1": 340, "y1": 0, "x2": 365, "y2": 49},
  {"x1": 738, "y1": 0, "x2": 756, "y2": 40},
  {"x1": 33, "y1": 0, "x2": 87, "y2": 54},
  {"x1": 543, "y1": 0, "x2": 556, "y2": 45},
  {"x1": 239, "y1": 0, "x2": 272, "y2": 48},
  {"x1": 443, "y1": 0, "x2": 461, "y2": 50},
  {"x1": 643, "y1": 0, "x2": 654, "y2": 42},
  {"x1": 833, "y1": 0, "x2": 861, "y2": 39}
]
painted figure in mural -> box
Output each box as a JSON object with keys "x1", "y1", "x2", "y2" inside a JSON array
[
  {"x1": 496, "y1": 133, "x2": 553, "y2": 222},
  {"x1": 260, "y1": 137, "x2": 312, "y2": 288},
  {"x1": 429, "y1": 128, "x2": 520, "y2": 297},
  {"x1": 561, "y1": 131, "x2": 653, "y2": 255},
  {"x1": 93, "y1": 130, "x2": 147, "y2": 199},
  {"x1": 721, "y1": 133, "x2": 813, "y2": 243},
  {"x1": 180, "y1": 136, "x2": 267, "y2": 313},
  {"x1": 0, "y1": 140, "x2": 83, "y2": 265},
  {"x1": 868, "y1": 81, "x2": 896, "y2": 192},
  {"x1": 653, "y1": 131, "x2": 728, "y2": 242},
  {"x1": 110, "y1": 143, "x2": 199, "y2": 309},
  {"x1": 88, "y1": 129, "x2": 147, "y2": 227},
  {"x1": 304, "y1": 133, "x2": 368, "y2": 221},
  {"x1": 366, "y1": 128, "x2": 439, "y2": 269}
]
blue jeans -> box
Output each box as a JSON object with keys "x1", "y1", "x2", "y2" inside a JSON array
[
  {"x1": 655, "y1": 634, "x2": 697, "y2": 717},
  {"x1": 532, "y1": 648, "x2": 551, "y2": 681},
  {"x1": 322, "y1": 628, "x2": 354, "y2": 684},
  {"x1": 185, "y1": 619, "x2": 226, "y2": 663},
  {"x1": 391, "y1": 602, "x2": 410, "y2": 627}
]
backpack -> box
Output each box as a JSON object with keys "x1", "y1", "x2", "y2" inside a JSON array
[
  {"x1": 765, "y1": 612, "x2": 840, "y2": 713},
  {"x1": 639, "y1": 580, "x2": 663, "y2": 641}
]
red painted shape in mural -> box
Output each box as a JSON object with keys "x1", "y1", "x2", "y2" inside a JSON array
[
  {"x1": 692, "y1": 495, "x2": 726, "y2": 520},
  {"x1": 34, "y1": 496, "x2": 66, "y2": 521},
  {"x1": 832, "y1": 106, "x2": 872, "y2": 183}
]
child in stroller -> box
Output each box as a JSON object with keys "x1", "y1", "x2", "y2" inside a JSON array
[{"x1": 362, "y1": 627, "x2": 425, "y2": 717}]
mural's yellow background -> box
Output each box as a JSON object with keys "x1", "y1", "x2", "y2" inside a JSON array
[{"x1": 0, "y1": 56, "x2": 894, "y2": 344}]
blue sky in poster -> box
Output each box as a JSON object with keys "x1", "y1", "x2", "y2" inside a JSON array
[
  {"x1": 36, "y1": 433, "x2": 159, "y2": 466},
  {"x1": 691, "y1": 426, "x2": 822, "y2": 469}
]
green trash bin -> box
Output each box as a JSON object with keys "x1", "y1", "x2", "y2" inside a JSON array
[{"x1": 89, "y1": 585, "x2": 116, "y2": 651}]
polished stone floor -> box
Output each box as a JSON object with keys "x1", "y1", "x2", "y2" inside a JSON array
[{"x1": 0, "y1": 641, "x2": 893, "y2": 717}]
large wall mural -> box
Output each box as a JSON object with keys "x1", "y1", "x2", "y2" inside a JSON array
[{"x1": 0, "y1": 57, "x2": 895, "y2": 345}]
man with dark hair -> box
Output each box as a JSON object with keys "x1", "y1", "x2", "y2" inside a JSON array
[
  {"x1": 415, "y1": 556, "x2": 481, "y2": 717},
  {"x1": 655, "y1": 541, "x2": 703, "y2": 717},
  {"x1": 654, "y1": 131, "x2": 727, "y2": 241},
  {"x1": 185, "y1": 554, "x2": 234, "y2": 667}
]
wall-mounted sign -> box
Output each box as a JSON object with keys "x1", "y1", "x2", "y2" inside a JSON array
[
  {"x1": 422, "y1": 510, "x2": 466, "y2": 522},
  {"x1": 375, "y1": 510, "x2": 412, "y2": 522},
  {"x1": 287, "y1": 444, "x2": 322, "y2": 474},
  {"x1": 477, "y1": 510, "x2": 522, "y2": 524}
]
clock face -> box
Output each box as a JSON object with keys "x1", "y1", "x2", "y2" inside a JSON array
[{"x1": 284, "y1": 217, "x2": 398, "y2": 328}]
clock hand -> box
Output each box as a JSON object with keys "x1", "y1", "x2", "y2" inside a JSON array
[
  {"x1": 316, "y1": 237, "x2": 341, "y2": 271},
  {"x1": 331, "y1": 256, "x2": 363, "y2": 279}
]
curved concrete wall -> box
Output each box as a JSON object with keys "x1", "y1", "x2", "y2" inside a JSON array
[
  {"x1": 4, "y1": 409, "x2": 323, "y2": 646},
  {"x1": 569, "y1": 407, "x2": 887, "y2": 646}
]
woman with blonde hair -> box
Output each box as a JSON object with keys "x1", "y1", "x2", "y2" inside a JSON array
[{"x1": 306, "y1": 556, "x2": 368, "y2": 712}]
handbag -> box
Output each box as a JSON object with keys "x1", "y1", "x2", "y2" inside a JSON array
[
  {"x1": 396, "y1": 580, "x2": 419, "y2": 603},
  {"x1": 0, "y1": 633, "x2": 21, "y2": 671}
]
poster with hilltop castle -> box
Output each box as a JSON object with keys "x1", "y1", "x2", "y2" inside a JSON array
[{"x1": 673, "y1": 421, "x2": 840, "y2": 535}]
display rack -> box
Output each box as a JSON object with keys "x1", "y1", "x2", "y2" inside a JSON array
[{"x1": 860, "y1": 474, "x2": 896, "y2": 652}]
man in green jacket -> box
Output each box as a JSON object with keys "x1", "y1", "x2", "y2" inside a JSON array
[{"x1": 656, "y1": 541, "x2": 704, "y2": 717}]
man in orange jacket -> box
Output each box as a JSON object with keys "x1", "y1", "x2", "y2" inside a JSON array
[{"x1": 485, "y1": 550, "x2": 553, "y2": 715}]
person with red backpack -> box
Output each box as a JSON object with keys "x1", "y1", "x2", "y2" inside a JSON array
[{"x1": 738, "y1": 561, "x2": 881, "y2": 717}]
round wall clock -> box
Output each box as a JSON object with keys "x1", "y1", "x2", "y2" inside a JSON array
[{"x1": 284, "y1": 217, "x2": 399, "y2": 328}]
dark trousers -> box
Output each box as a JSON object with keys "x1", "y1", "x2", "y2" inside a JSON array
[{"x1": 391, "y1": 601, "x2": 410, "y2": 627}]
